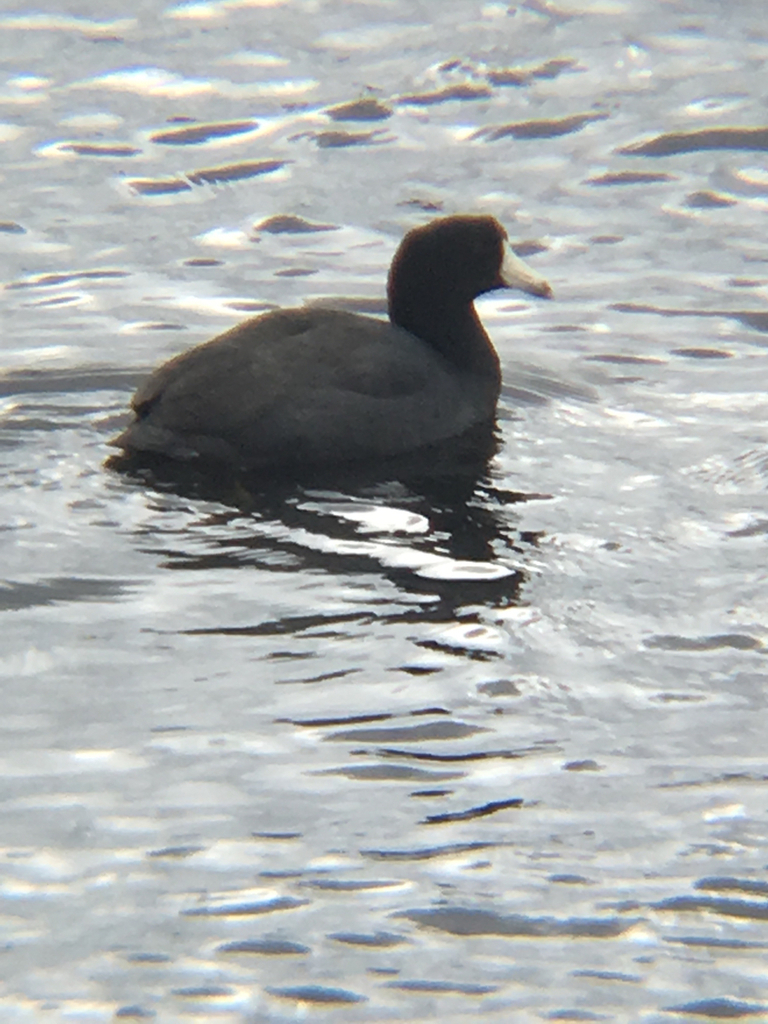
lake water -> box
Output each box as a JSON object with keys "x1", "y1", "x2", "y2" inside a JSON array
[{"x1": 2, "y1": 1, "x2": 768, "y2": 1021}]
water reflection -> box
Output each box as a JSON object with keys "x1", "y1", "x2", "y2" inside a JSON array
[{"x1": 107, "y1": 424, "x2": 540, "y2": 625}]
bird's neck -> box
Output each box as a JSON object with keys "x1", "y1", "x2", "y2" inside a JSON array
[{"x1": 389, "y1": 296, "x2": 500, "y2": 381}]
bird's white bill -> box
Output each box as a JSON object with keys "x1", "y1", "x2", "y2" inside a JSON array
[{"x1": 500, "y1": 244, "x2": 553, "y2": 299}]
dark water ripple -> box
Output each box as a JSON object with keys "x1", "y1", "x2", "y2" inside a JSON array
[
  {"x1": 150, "y1": 119, "x2": 260, "y2": 145},
  {"x1": 266, "y1": 984, "x2": 366, "y2": 1004},
  {"x1": 218, "y1": 938, "x2": 310, "y2": 954},
  {"x1": 620, "y1": 126, "x2": 768, "y2": 156},
  {"x1": 473, "y1": 111, "x2": 609, "y2": 141},
  {"x1": 654, "y1": 895, "x2": 768, "y2": 921},
  {"x1": 399, "y1": 907, "x2": 635, "y2": 938},
  {"x1": 664, "y1": 997, "x2": 768, "y2": 1018}
]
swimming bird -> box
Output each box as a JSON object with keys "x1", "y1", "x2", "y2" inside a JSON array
[{"x1": 111, "y1": 214, "x2": 552, "y2": 471}]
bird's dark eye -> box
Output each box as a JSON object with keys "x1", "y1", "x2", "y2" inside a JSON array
[{"x1": 467, "y1": 239, "x2": 488, "y2": 262}]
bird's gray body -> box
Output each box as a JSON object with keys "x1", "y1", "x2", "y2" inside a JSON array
[{"x1": 113, "y1": 307, "x2": 500, "y2": 469}]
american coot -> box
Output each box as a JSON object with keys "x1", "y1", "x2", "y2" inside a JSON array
[{"x1": 111, "y1": 215, "x2": 552, "y2": 471}]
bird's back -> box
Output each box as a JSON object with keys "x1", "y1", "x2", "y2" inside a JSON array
[{"x1": 113, "y1": 307, "x2": 499, "y2": 469}]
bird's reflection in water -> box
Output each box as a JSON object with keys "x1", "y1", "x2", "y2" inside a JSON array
[{"x1": 107, "y1": 423, "x2": 547, "y2": 624}]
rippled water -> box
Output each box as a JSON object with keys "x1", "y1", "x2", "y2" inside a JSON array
[{"x1": 2, "y1": 1, "x2": 768, "y2": 1021}]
